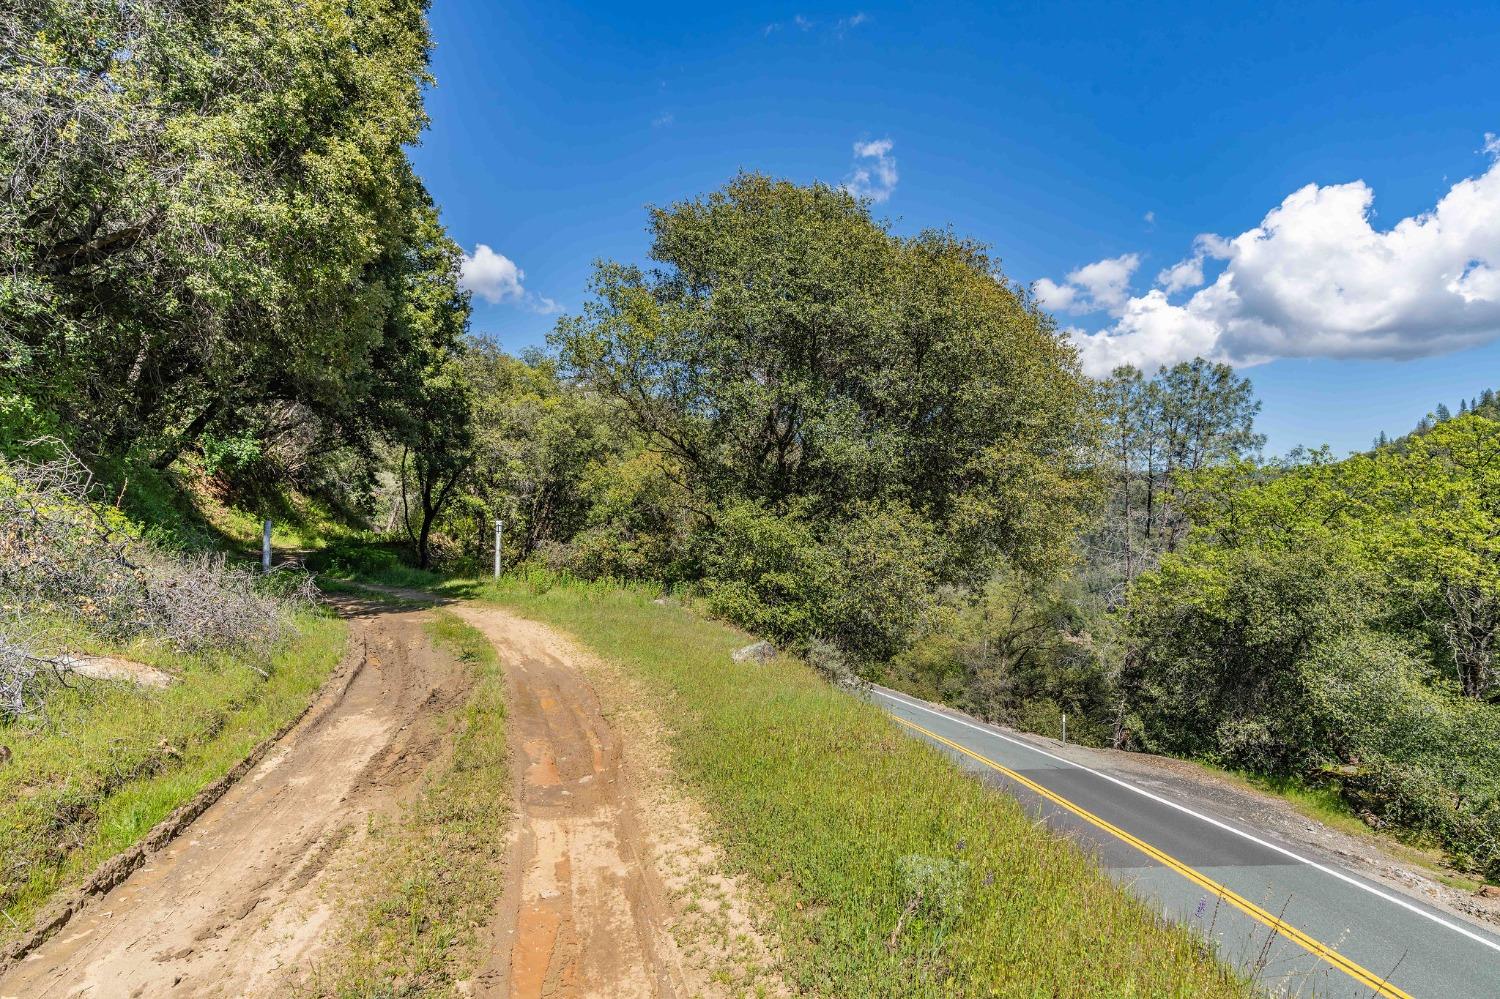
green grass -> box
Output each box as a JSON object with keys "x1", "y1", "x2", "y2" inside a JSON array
[
  {"x1": 465, "y1": 572, "x2": 1246, "y2": 998},
  {"x1": 303, "y1": 610, "x2": 510, "y2": 997},
  {"x1": 0, "y1": 613, "x2": 347, "y2": 940}
]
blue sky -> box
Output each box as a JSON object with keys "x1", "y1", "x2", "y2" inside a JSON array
[{"x1": 410, "y1": 1, "x2": 1500, "y2": 456}]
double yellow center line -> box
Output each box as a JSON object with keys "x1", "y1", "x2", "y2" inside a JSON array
[{"x1": 889, "y1": 714, "x2": 1414, "y2": 999}]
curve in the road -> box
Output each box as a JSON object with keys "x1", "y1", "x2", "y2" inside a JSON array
[{"x1": 871, "y1": 685, "x2": 1500, "y2": 999}]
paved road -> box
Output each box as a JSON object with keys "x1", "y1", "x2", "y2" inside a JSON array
[{"x1": 868, "y1": 684, "x2": 1500, "y2": 998}]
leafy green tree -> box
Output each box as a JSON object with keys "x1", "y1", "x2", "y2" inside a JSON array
[
  {"x1": 2, "y1": 0, "x2": 447, "y2": 470},
  {"x1": 554, "y1": 174, "x2": 1096, "y2": 588},
  {"x1": 1091, "y1": 360, "x2": 1263, "y2": 603},
  {"x1": 453, "y1": 343, "x2": 639, "y2": 567}
]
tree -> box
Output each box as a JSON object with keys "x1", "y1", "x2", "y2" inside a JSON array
[
  {"x1": 456, "y1": 344, "x2": 638, "y2": 566},
  {"x1": 2, "y1": 0, "x2": 445, "y2": 470},
  {"x1": 368, "y1": 193, "x2": 474, "y2": 570},
  {"x1": 553, "y1": 174, "x2": 1096, "y2": 587},
  {"x1": 1092, "y1": 359, "x2": 1263, "y2": 600}
]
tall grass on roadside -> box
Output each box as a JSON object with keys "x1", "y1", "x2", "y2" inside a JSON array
[
  {"x1": 303, "y1": 610, "x2": 509, "y2": 997},
  {"x1": 0, "y1": 613, "x2": 346, "y2": 939},
  {"x1": 470, "y1": 574, "x2": 1247, "y2": 998}
]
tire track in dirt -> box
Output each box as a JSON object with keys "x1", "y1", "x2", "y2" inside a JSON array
[
  {"x1": 0, "y1": 601, "x2": 469, "y2": 999},
  {"x1": 455, "y1": 605, "x2": 789, "y2": 999}
]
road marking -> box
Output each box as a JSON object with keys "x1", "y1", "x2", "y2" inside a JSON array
[
  {"x1": 889, "y1": 713, "x2": 1413, "y2": 998},
  {"x1": 871, "y1": 685, "x2": 1500, "y2": 958}
]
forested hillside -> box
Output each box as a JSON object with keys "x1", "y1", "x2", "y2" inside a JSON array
[{"x1": 4, "y1": 2, "x2": 1495, "y2": 895}]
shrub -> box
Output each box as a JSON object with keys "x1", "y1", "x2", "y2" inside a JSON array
[{"x1": 0, "y1": 443, "x2": 313, "y2": 718}]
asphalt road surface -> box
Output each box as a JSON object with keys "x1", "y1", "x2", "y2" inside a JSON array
[{"x1": 868, "y1": 684, "x2": 1500, "y2": 998}]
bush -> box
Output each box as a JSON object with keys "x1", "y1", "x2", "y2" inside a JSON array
[
  {"x1": 1126, "y1": 532, "x2": 1500, "y2": 877},
  {"x1": 0, "y1": 444, "x2": 313, "y2": 718},
  {"x1": 699, "y1": 501, "x2": 947, "y2": 668}
]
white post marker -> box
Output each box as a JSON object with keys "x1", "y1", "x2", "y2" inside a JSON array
[
  {"x1": 493, "y1": 518, "x2": 504, "y2": 579},
  {"x1": 1062, "y1": 712, "x2": 1068, "y2": 744},
  {"x1": 262, "y1": 519, "x2": 272, "y2": 574}
]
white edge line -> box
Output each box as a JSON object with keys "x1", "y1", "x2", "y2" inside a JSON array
[{"x1": 869, "y1": 684, "x2": 1500, "y2": 957}]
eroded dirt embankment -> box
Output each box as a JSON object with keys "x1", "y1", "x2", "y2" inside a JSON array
[{"x1": 0, "y1": 601, "x2": 468, "y2": 998}]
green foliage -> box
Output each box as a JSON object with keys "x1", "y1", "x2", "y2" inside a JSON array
[
  {"x1": 3, "y1": 0, "x2": 471, "y2": 542},
  {"x1": 1124, "y1": 416, "x2": 1500, "y2": 877},
  {"x1": 555, "y1": 174, "x2": 1094, "y2": 572},
  {"x1": 551, "y1": 173, "x2": 1097, "y2": 663},
  {"x1": 699, "y1": 500, "x2": 945, "y2": 665},
  {"x1": 889, "y1": 570, "x2": 1115, "y2": 745}
]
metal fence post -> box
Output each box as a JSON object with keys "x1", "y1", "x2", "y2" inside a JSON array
[{"x1": 262, "y1": 519, "x2": 272, "y2": 574}]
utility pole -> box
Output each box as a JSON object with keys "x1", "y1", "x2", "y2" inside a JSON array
[
  {"x1": 501, "y1": 513, "x2": 513, "y2": 576},
  {"x1": 262, "y1": 519, "x2": 272, "y2": 574}
]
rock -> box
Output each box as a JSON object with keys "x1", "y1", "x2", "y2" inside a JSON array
[
  {"x1": 0, "y1": 745, "x2": 10, "y2": 766},
  {"x1": 731, "y1": 640, "x2": 777, "y2": 664},
  {"x1": 57, "y1": 654, "x2": 175, "y2": 689},
  {"x1": 652, "y1": 597, "x2": 672, "y2": 606},
  {"x1": 1476, "y1": 885, "x2": 1500, "y2": 899}
]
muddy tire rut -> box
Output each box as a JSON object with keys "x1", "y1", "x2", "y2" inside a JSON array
[
  {"x1": 456, "y1": 607, "x2": 684, "y2": 999},
  {"x1": 0, "y1": 604, "x2": 469, "y2": 999}
]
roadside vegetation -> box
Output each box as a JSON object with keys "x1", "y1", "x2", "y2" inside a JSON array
[
  {"x1": 465, "y1": 572, "x2": 1246, "y2": 997},
  {"x1": 0, "y1": 445, "x2": 345, "y2": 941},
  {"x1": 305, "y1": 611, "x2": 509, "y2": 997}
]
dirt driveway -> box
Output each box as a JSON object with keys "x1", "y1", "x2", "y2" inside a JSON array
[
  {"x1": 0, "y1": 596, "x2": 784, "y2": 999},
  {"x1": 0, "y1": 602, "x2": 468, "y2": 998}
]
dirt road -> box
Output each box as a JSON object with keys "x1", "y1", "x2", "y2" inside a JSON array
[
  {"x1": 1, "y1": 595, "x2": 784, "y2": 999},
  {"x1": 0, "y1": 601, "x2": 469, "y2": 998}
]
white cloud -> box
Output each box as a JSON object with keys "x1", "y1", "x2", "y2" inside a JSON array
[
  {"x1": 1156, "y1": 255, "x2": 1203, "y2": 294},
  {"x1": 843, "y1": 137, "x2": 898, "y2": 203},
  {"x1": 1034, "y1": 253, "x2": 1140, "y2": 316},
  {"x1": 766, "y1": 13, "x2": 866, "y2": 38},
  {"x1": 1060, "y1": 142, "x2": 1500, "y2": 377},
  {"x1": 1143, "y1": 210, "x2": 1156, "y2": 227},
  {"x1": 460, "y1": 245, "x2": 562, "y2": 314},
  {"x1": 1486, "y1": 132, "x2": 1500, "y2": 156},
  {"x1": 652, "y1": 111, "x2": 675, "y2": 128},
  {"x1": 1033, "y1": 277, "x2": 1078, "y2": 313}
]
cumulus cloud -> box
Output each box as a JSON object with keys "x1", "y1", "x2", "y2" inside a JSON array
[
  {"x1": 1055, "y1": 143, "x2": 1500, "y2": 377},
  {"x1": 1156, "y1": 256, "x2": 1204, "y2": 294},
  {"x1": 843, "y1": 137, "x2": 898, "y2": 203},
  {"x1": 1034, "y1": 253, "x2": 1140, "y2": 316},
  {"x1": 460, "y1": 245, "x2": 561, "y2": 314}
]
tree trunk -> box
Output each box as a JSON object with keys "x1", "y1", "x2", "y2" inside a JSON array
[{"x1": 151, "y1": 399, "x2": 222, "y2": 470}]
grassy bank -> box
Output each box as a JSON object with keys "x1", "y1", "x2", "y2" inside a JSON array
[
  {"x1": 465, "y1": 573, "x2": 1245, "y2": 997},
  {"x1": 305, "y1": 610, "x2": 510, "y2": 997},
  {"x1": 0, "y1": 613, "x2": 346, "y2": 939}
]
